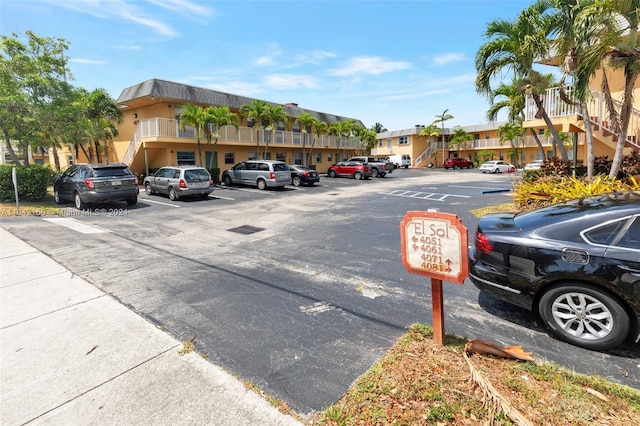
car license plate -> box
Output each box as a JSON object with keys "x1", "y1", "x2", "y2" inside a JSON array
[{"x1": 112, "y1": 180, "x2": 122, "y2": 186}]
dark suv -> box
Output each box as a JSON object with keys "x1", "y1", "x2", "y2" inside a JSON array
[{"x1": 54, "y1": 163, "x2": 139, "y2": 210}]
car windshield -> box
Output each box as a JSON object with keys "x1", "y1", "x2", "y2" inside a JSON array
[{"x1": 93, "y1": 167, "x2": 131, "y2": 178}]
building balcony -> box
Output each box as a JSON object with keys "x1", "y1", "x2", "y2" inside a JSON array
[{"x1": 123, "y1": 117, "x2": 365, "y2": 165}]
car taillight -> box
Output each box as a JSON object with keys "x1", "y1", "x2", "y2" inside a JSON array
[
  {"x1": 83, "y1": 178, "x2": 94, "y2": 189},
  {"x1": 303, "y1": 171, "x2": 310, "y2": 177},
  {"x1": 134, "y1": 175, "x2": 139, "y2": 185},
  {"x1": 474, "y1": 230, "x2": 493, "y2": 254},
  {"x1": 270, "y1": 172, "x2": 275, "y2": 179},
  {"x1": 179, "y1": 179, "x2": 187, "y2": 188},
  {"x1": 209, "y1": 179, "x2": 213, "y2": 186}
]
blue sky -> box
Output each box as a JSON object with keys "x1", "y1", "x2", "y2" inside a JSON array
[{"x1": 2, "y1": 0, "x2": 537, "y2": 131}]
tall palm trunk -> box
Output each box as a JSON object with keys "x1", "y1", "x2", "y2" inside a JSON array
[
  {"x1": 3, "y1": 129, "x2": 21, "y2": 165},
  {"x1": 528, "y1": 129, "x2": 545, "y2": 159},
  {"x1": 609, "y1": 65, "x2": 638, "y2": 179},
  {"x1": 52, "y1": 145, "x2": 61, "y2": 171},
  {"x1": 532, "y1": 94, "x2": 568, "y2": 160}
]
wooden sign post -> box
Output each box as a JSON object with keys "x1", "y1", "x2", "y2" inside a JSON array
[{"x1": 400, "y1": 211, "x2": 468, "y2": 345}]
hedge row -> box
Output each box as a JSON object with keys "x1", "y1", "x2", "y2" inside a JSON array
[{"x1": 0, "y1": 164, "x2": 53, "y2": 201}]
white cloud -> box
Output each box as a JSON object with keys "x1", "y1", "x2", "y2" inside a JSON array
[
  {"x1": 329, "y1": 56, "x2": 411, "y2": 76},
  {"x1": 433, "y1": 53, "x2": 465, "y2": 66},
  {"x1": 146, "y1": 0, "x2": 214, "y2": 17},
  {"x1": 264, "y1": 74, "x2": 319, "y2": 90},
  {"x1": 293, "y1": 50, "x2": 337, "y2": 65},
  {"x1": 70, "y1": 58, "x2": 107, "y2": 65},
  {"x1": 256, "y1": 56, "x2": 275, "y2": 66}
]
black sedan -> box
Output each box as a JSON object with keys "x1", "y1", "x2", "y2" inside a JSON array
[
  {"x1": 469, "y1": 191, "x2": 640, "y2": 351},
  {"x1": 288, "y1": 165, "x2": 320, "y2": 186}
]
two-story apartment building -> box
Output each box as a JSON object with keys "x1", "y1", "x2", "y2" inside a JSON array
[{"x1": 62, "y1": 78, "x2": 367, "y2": 175}]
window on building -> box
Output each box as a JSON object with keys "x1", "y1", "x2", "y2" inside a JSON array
[
  {"x1": 315, "y1": 153, "x2": 322, "y2": 163},
  {"x1": 224, "y1": 152, "x2": 235, "y2": 164},
  {"x1": 539, "y1": 128, "x2": 545, "y2": 135},
  {"x1": 378, "y1": 139, "x2": 383, "y2": 147},
  {"x1": 293, "y1": 152, "x2": 302, "y2": 165},
  {"x1": 399, "y1": 136, "x2": 408, "y2": 145},
  {"x1": 177, "y1": 151, "x2": 195, "y2": 165},
  {"x1": 276, "y1": 152, "x2": 286, "y2": 162},
  {"x1": 327, "y1": 153, "x2": 333, "y2": 162},
  {"x1": 474, "y1": 134, "x2": 480, "y2": 140},
  {"x1": 248, "y1": 152, "x2": 258, "y2": 160},
  {"x1": 387, "y1": 139, "x2": 392, "y2": 149},
  {"x1": 485, "y1": 133, "x2": 490, "y2": 140}
]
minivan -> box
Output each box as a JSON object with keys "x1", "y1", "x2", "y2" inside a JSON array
[
  {"x1": 386, "y1": 154, "x2": 411, "y2": 169},
  {"x1": 222, "y1": 160, "x2": 291, "y2": 190}
]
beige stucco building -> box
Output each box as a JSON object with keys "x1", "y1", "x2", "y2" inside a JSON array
[{"x1": 63, "y1": 78, "x2": 367, "y2": 177}]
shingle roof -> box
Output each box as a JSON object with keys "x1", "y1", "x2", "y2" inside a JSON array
[{"x1": 116, "y1": 78, "x2": 364, "y2": 126}]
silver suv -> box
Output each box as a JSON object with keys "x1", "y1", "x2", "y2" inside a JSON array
[
  {"x1": 143, "y1": 166, "x2": 213, "y2": 201},
  {"x1": 222, "y1": 160, "x2": 290, "y2": 190}
]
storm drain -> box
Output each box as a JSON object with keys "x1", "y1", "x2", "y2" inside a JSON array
[{"x1": 227, "y1": 225, "x2": 265, "y2": 235}]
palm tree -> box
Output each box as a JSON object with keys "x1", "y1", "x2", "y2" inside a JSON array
[
  {"x1": 434, "y1": 109, "x2": 454, "y2": 166},
  {"x1": 570, "y1": 0, "x2": 640, "y2": 178},
  {"x1": 544, "y1": 0, "x2": 595, "y2": 175},
  {"x1": 204, "y1": 105, "x2": 239, "y2": 169},
  {"x1": 85, "y1": 88, "x2": 122, "y2": 164},
  {"x1": 240, "y1": 100, "x2": 269, "y2": 159},
  {"x1": 497, "y1": 122, "x2": 525, "y2": 167},
  {"x1": 263, "y1": 104, "x2": 289, "y2": 160},
  {"x1": 179, "y1": 104, "x2": 210, "y2": 167},
  {"x1": 100, "y1": 120, "x2": 118, "y2": 164},
  {"x1": 449, "y1": 127, "x2": 474, "y2": 160},
  {"x1": 475, "y1": 1, "x2": 568, "y2": 160},
  {"x1": 370, "y1": 122, "x2": 387, "y2": 133},
  {"x1": 418, "y1": 123, "x2": 441, "y2": 163},
  {"x1": 487, "y1": 78, "x2": 546, "y2": 160},
  {"x1": 357, "y1": 128, "x2": 377, "y2": 154},
  {"x1": 309, "y1": 119, "x2": 328, "y2": 166},
  {"x1": 295, "y1": 112, "x2": 316, "y2": 166}
]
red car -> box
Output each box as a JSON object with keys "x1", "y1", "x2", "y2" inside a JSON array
[
  {"x1": 327, "y1": 161, "x2": 372, "y2": 180},
  {"x1": 443, "y1": 157, "x2": 473, "y2": 169}
]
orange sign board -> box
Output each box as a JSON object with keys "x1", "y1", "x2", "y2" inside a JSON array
[{"x1": 400, "y1": 211, "x2": 469, "y2": 284}]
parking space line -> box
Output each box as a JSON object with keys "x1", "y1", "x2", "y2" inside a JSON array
[
  {"x1": 140, "y1": 198, "x2": 181, "y2": 208},
  {"x1": 385, "y1": 190, "x2": 471, "y2": 202},
  {"x1": 43, "y1": 218, "x2": 111, "y2": 234}
]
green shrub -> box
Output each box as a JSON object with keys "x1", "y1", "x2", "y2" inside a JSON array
[
  {"x1": 513, "y1": 175, "x2": 639, "y2": 210},
  {"x1": 207, "y1": 167, "x2": 220, "y2": 184},
  {"x1": 0, "y1": 164, "x2": 53, "y2": 201}
]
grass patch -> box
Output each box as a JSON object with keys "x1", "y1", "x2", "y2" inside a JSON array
[{"x1": 307, "y1": 324, "x2": 640, "y2": 425}]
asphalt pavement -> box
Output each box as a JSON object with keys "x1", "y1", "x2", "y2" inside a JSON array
[{"x1": 0, "y1": 227, "x2": 302, "y2": 425}]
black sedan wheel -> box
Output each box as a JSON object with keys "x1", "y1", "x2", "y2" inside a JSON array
[
  {"x1": 54, "y1": 189, "x2": 63, "y2": 205},
  {"x1": 538, "y1": 283, "x2": 630, "y2": 350}
]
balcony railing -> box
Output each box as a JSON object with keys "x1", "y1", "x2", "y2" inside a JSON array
[
  {"x1": 525, "y1": 86, "x2": 640, "y2": 149},
  {"x1": 123, "y1": 117, "x2": 365, "y2": 165}
]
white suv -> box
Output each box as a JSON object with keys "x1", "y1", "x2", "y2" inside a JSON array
[{"x1": 222, "y1": 160, "x2": 290, "y2": 190}]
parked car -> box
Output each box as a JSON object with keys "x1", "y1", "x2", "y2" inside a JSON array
[
  {"x1": 143, "y1": 166, "x2": 213, "y2": 200},
  {"x1": 479, "y1": 160, "x2": 516, "y2": 173},
  {"x1": 524, "y1": 159, "x2": 544, "y2": 170},
  {"x1": 386, "y1": 154, "x2": 411, "y2": 169},
  {"x1": 469, "y1": 191, "x2": 640, "y2": 351},
  {"x1": 288, "y1": 165, "x2": 320, "y2": 186},
  {"x1": 443, "y1": 157, "x2": 473, "y2": 169},
  {"x1": 222, "y1": 160, "x2": 290, "y2": 190},
  {"x1": 327, "y1": 161, "x2": 372, "y2": 180},
  {"x1": 347, "y1": 156, "x2": 392, "y2": 178},
  {"x1": 54, "y1": 163, "x2": 139, "y2": 210}
]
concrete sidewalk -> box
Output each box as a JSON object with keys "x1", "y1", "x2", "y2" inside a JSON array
[{"x1": 0, "y1": 227, "x2": 302, "y2": 425}]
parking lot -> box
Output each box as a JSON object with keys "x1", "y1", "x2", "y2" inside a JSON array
[{"x1": 1, "y1": 167, "x2": 637, "y2": 413}]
